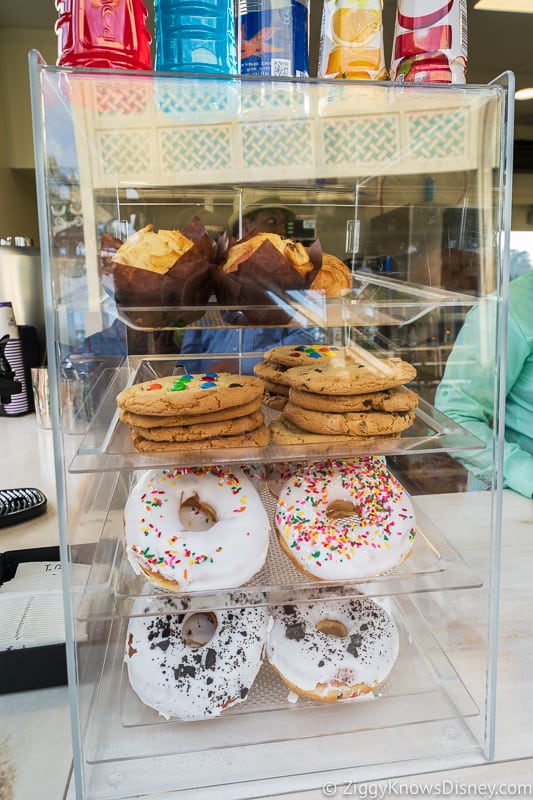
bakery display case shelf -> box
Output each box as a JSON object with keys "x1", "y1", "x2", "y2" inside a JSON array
[
  {"x1": 69, "y1": 358, "x2": 485, "y2": 474},
  {"x1": 78, "y1": 594, "x2": 478, "y2": 798},
  {"x1": 30, "y1": 53, "x2": 512, "y2": 800},
  {"x1": 113, "y1": 274, "x2": 478, "y2": 333},
  {"x1": 75, "y1": 477, "x2": 482, "y2": 624}
]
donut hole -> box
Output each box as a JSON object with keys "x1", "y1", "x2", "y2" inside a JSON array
[
  {"x1": 182, "y1": 611, "x2": 218, "y2": 647},
  {"x1": 179, "y1": 493, "x2": 217, "y2": 531},
  {"x1": 316, "y1": 619, "x2": 349, "y2": 638},
  {"x1": 326, "y1": 499, "x2": 360, "y2": 521}
]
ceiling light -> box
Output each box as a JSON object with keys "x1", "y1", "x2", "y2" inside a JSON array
[
  {"x1": 474, "y1": 1, "x2": 533, "y2": 11},
  {"x1": 516, "y1": 88, "x2": 533, "y2": 101}
]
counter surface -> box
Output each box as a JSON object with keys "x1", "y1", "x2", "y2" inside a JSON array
[{"x1": 1, "y1": 414, "x2": 532, "y2": 800}]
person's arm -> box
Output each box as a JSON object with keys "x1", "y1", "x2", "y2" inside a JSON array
[
  {"x1": 178, "y1": 327, "x2": 216, "y2": 374},
  {"x1": 435, "y1": 299, "x2": 533, "y2": 497},
  {"x1": 280, "y1": 326, "x2": 325, "y2": 346}
]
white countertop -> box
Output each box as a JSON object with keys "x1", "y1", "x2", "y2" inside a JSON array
[{"x1": 1, "y1": 413, "x2": 532, "y2": 800}]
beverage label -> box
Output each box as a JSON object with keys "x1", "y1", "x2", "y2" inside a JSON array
[
  {"x1": 317, "y1": 0, "x2": 387, "y2": 81},
  {"x1": 56, "y1": 0, "x2": 152, "y2": 70},
  {"x1": 239, "y1": 0, "x2": 310, "y2": 77},
  {"x1": 390, "y1": 0, "x2": 467, "y2": 83}
]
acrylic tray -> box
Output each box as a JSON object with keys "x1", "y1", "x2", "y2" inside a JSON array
[
  {"x1": 112, "y1": 273, "x2": 477, "y2": 332},
  {"x1": 75, "y1": 473, "x2": 482, "y2": 624},
  {"x1": 69, "y1": 356, "x2": 485, "y2": 474},
  {"x1": 79, "y1": 593, "x2": 480, "y2": 793}
]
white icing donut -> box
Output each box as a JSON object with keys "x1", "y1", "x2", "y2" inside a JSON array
[
  {"x1": 125, "y1": 595, "x2": 268, "y2": 719},
  {"x1": 274, "y1": 458, "x2": 416, "y2": 580},
  {"x1": 239, "y1": 462, "x2": 267, "y2": 490},
  {"x1": 266, "y1": 597, "x2": 399, "y2": 701},
  {"x1": 267, "y1": 456, "x2": 386, "y2": 498},
  {"x1": 266, "y1": 460, "x2": 308, "y2": 497},
  {"x1": 124, "y1": 466, "x2": 269, "y2": 591}
]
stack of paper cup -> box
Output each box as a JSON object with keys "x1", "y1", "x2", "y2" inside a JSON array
[{"x1": 0, "y1": 301, "x2": 29, "y2": 416}]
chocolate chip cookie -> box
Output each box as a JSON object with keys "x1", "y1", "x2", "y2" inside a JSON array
[
  {"x1": 288, "y1": 385, "x2": 418, "y2": 413},
  {"x1": 283, "y1": 402, "x2": 416, "y2": 436}
]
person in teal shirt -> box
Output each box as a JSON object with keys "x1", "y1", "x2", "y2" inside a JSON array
[{"x1": 435, "y1": 269, "x2": 533, "y2": 498}]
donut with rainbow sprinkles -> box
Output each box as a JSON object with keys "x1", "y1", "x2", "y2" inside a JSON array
[
  {"x1": 124, "y1": 465, "x2": 269, "y2": 592},
  {"x1": 274, "y1": 458, "x2": 416, "y2": 581}
]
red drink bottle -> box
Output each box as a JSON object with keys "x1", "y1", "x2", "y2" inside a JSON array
[
  {"x1": 390, "y1": 0, "x2": 467, "y2": 84},
  {"x1": 56, "y1": 0, "x2": 153, "y2": 70}
]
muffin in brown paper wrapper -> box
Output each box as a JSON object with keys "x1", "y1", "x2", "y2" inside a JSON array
[
  {"x1": 213, "y1": 233, "x2": 323, "y2": 325},
  {"x1": 111, "y1": 217, "x2": 216, "y2": 329}
]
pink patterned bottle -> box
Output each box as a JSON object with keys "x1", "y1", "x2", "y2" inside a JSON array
[{"x1": 55, "y1": 0, "x2": 153, "y2": 70}]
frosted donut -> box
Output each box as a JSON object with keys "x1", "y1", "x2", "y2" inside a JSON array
[
  {"x1": 274, "y1": 458, "x2": 416, "y2": 580},
  {"x1": 266, "y1": 460, "x2": 308, "y2": 497},
  {"x1": 239, "y1": 462, "x2": 267, "y2": 490},
  {"x1": 266, "y1": 597, "x2": 399, "y2": 702},
  {"x1": 124, "y1": 465, "x2": 269, "y2": 592},
  {"x1": 125, "y1": 595, "x2": 268, "y2": 719},
  {"x1": 266, "y1": 456, "x2": 385, "y2": 498}
]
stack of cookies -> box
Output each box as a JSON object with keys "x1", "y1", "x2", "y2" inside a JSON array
[
  {"x1": 253, "y1": 344, "x2": 418, "y2": 445},
  {"x1": 116, "y1": 373, "x2": 270, "y2": 452}
]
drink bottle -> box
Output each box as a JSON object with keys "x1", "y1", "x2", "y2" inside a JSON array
[
  {"x1": 239, "y1": 0, "x2": 309, "y2": 77},
  {"x1": 390, "y1": 0, "x2": 467, "y2": 83},
  {"x1": 318, "y1": 0, "x2": 386, "y2": 81},
  {"x1": 154, "y1": 0, "x2": 237, "y2": 74},
  {"x1": 55, "y1": 0, "x2": 153, "y2": 70}
]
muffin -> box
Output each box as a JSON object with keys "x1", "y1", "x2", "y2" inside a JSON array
[
  {"x1": 310, "y1": 253, "x2": 352, "y2": 297},
  {"x1": 111, "y1": 216, "x2": 215, "y2": 328},
  {"x1": 213, "y1": 231, "x2": 322, "y2": 325}
]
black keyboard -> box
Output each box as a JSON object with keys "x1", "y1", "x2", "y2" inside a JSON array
[{"x1": 0, "y1": 488, "x2": 48, "y2": 528}]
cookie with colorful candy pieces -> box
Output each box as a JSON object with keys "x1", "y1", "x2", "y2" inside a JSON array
[
  {"x1": 263, "y1": 343, "x2": 346, "y2": 367},
  {"x1": 116, "y1": 372, "x2": 264, "y2": 416}
]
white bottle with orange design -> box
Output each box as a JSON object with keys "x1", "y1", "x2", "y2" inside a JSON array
[{"x1": 318, "y1": 0, "x2": 387, "y2": 81}]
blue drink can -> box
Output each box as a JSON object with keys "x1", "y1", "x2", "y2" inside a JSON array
[{"x1": 239, "y1": 0, "x2": 310, "y2": 77}]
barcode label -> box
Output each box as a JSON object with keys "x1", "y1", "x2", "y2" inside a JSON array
[
  {"x1": 459, "y1": 0, "x2": 468, "y2": 57},
  {"x1": 271, "y1": 59, "x2": 291, "y2": 77}
]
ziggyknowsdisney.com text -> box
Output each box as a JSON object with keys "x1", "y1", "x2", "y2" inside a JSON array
[{"x1": 321, "y1": 780, "x2": 533, "y2": 798}]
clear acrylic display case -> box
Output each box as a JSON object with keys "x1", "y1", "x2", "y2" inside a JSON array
[{"x1": 29, "y1": 50, "x2": 513, "y2": 800}]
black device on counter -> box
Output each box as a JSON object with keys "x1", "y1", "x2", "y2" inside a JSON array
[{"x1": 0, "y1": 488, "x2": 47, "y2": 529}]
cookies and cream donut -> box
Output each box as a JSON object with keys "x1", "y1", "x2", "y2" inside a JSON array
[
  {"x1": 125, "y1": 595, "x2": 268, "y2": 719},
  {"x1": 274, "y1": 458, "x2": 416, "y2": 580},
  {"x1": 124, "y1": 466, "x2": 269, "y2": 592},
  {"x1": 267, "y1": 597, "x2": 399, "y2": 702}
]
